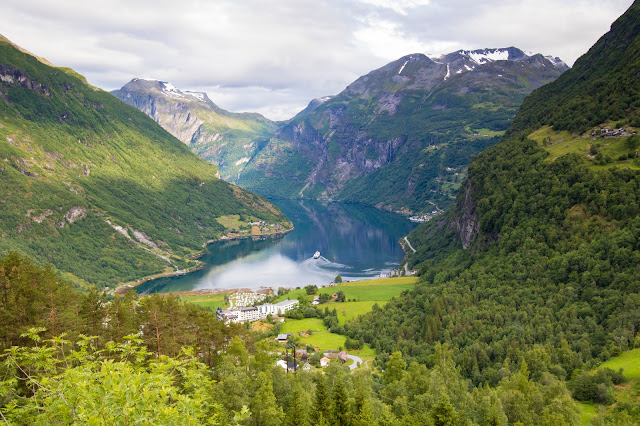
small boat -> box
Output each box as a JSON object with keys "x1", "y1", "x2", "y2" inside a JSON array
[{"x1": 313, "y1": 251, "x2": 321, "y2": 259}]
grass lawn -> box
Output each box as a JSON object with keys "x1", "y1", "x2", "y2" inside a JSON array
[
  {"x1": 600, "y1": 348, "x2": 640, "y2": 379},
  {"x1": 282, "y1": 316, "x2": 378, "y2": 360},
  {"x1": 300, "y1": 330, "x2": 346, "y2": 349},
  {"x1": 578, "y1": 402, "x2": 597, "y2": 425},
  {"x1": 178, "y1": 293, "x2": 227, "y2": 310},
  {"x1": 529, "y1": 125, "x2": 640, "y2": 171},
  {"x1": 578, "y1": 348, "x2": 640, "y2": 424},
  {"x1": 277, "y1": 276, "x2": 418, "y2": 303},
  {"x1": 281, "y1": 318, "x2": 326, "y2": 334},
  {"x1": 334, "y1": 301, "x2": 378, "y2": 325}
]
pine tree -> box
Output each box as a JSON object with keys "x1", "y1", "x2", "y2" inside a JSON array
[
  {"x1": 331, "y1": 377, "x2": 351, "y2": 426},
  {"x1": 314, "y1": 374, "x2": 330, "y2": 425},
  {"x1": 250, "y1": 372, "x2": 284, "y2": 426}
]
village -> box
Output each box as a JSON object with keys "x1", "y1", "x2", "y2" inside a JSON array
[{"x1": 204, "y1": 276, "x2": 418, "y2": 373}]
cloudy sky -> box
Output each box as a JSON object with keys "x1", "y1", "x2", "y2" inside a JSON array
[{"x1": 1, "y1": 0, "x2": 633, "y2": 120}]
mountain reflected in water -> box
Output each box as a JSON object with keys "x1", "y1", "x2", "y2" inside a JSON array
[{"x1": 136, "y1": 200, "x2": 416, "y2": 293}]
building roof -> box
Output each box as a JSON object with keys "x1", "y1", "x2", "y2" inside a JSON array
[
  {"x1": 276, "y1": 333, "x2": 292, "y2": 340},
  {"x1": 274, "y1": 299, "x2": 299, "y2": 307}
]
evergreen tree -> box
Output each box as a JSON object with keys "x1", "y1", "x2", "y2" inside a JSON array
[
  {"x1": 250, "y1": 372, "x2": 284, "y2": 426},
  {"x1": 331, "y1": 377, "x2": 351, "y2": 426},
  {"x1": 314, "y1": 374, "x2": 331, "y2": 425}
]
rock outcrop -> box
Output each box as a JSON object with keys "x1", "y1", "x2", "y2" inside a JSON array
[
  {"x1": 238, "y1": 47, "x2": 569, "y2": 214},
  {"x1": 447, "y1": 180, "x2": 479, "y2": 249}
]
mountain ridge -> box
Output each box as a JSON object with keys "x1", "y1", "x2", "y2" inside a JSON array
[
  {"x1": 0, "y1": 36, "x2": 291, "y2": 288},
  {"x1": 238, "y1": 46, "x2": 568, "y2": 214},
  {"x1": 112, "y1": 79, "x2": 278, "y2": 181},
  {"x1": 343, "y1": 3, "x2": 640, "y2": 409}
]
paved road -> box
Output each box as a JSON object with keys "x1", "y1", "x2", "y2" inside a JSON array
[
  {"x1": 404, "y1": 236, "x2": 417, "y2": 253},
  {"x1": 347, "y1": 354, "x2": 363, "y2": 370}
]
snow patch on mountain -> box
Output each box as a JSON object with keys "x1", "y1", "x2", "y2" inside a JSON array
[
  {"x1": 398, "y1": 60, "x2": 409, "y2": 74},
  {"x1": 467, "y1": 49, "x2": 510, "y2": 64},
  {"x1": 185, "y1": 91, "x2": 207, "y2": 102}
]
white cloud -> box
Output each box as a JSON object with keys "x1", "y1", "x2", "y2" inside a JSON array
[
  {"x1": 0, "y1": 0, "x2": 633, "y2": 120},
  {"x1": 358, "y1": 0, "x2": 431, "y2": 16}
]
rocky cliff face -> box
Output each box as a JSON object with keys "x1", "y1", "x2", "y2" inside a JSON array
[
  {"x1": 112, "y1": 79, "x2": 278, "y2": 181},
  {"x1": 238, "y1": 47, "x2": 569, "y2": 214},
  {"x1": 447, "y1": 180, "x2": 479, "y2": 248}
]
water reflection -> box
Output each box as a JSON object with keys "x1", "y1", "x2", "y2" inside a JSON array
[{"x1": 136, "y1": 200, "x2": 416, "y2": 293}]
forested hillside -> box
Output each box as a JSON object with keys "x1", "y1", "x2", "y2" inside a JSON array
[
  {"x1": 344, "y1": 2, "x2": 640, "y2": 422},
  {"x1": 239, "y1": 48, "x2": 567, "y2": 214},
  {"x1": 0, "y1": 36, "x2": 290, "y2": 288},
  {"x1": 0, "y1": 253, "x2": 583, "y2": 425}
]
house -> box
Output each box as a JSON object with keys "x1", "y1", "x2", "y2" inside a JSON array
[
  {"x1": 273, "y1": 299, "x2": 299, "y2": 315},
  {"x1": 295, "y1": 349, "x2": 308, "y2": 362},
  {"x1": 320, "y1": 357, "x2": 330, "y2": 367},
  {"x1": 302, "y1": 363, "x2": 312, "y2": 371},
  {"x1": 276, "y1": 333, "x2": 292, "y2": 343},
  {"x1": 324, "y1": 350, "x2": 339, "y2": 359},
  {"x1": 338, "y1": 351, "x2": 348, "y2": 363},
  {"x1": 312, "y1": 297, "x2": 320, "y2": 305},
  {"x1": 276, "y1": 359, "x2": 298, "y2": 371}
]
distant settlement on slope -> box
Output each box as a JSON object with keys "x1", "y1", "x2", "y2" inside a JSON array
[{"x1": 216, "y1": 299, "x2": 299, "y2": 324}]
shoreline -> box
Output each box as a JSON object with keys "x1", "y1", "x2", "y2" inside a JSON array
[{"x1": 113, "y1": 227, "x2": 293, "y2": 296}]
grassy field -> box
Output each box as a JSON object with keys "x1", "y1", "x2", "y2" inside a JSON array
[
  {"x1": 529, "y1": 125, "x2": 640, "y2": 171},
  {"x1": 578, "y1": 348, "x2": 640, "y2": 424},
  {"x1": 276, "y1": 276, "x2": 418, "y2": 303},
  {"x1": 271, "y1": 276, "x2": 418, "y2": 365},
  {"x1": 600, "y1": 348, "x2": 640, "y2": 379},
  {"x1": 333, "y1": 301, "x2": 378, "y2": 325},
  {"x1": 178, "y1": 293, "x2": 227, "y2": 310},
  {"x1": 281, "y1": 318, "x2": 326, "y2": 334}
]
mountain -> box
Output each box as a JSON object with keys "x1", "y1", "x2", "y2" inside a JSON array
[
  {"x1": 0, "y1": 36, "x2": 291, "y2": 288},
  {"x1": 112, "y1": 79, "x2": 278, "y2": 181},
  {"x1": 345, "y1": 0, "x2": 640, "y2": 393},
  {"x1": 238, "y1": 47, "x2": 568, "y2": 214}
]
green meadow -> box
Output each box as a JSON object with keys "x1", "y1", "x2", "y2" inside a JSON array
[{"x1": 578, "y1": 348, "x2": 640, "y2": 424}]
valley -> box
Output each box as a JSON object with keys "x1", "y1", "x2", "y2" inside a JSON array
[{"x1": 0, "y1": 0, "x2": 639, "y2": 424}]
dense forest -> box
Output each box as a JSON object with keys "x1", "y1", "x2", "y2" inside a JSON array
[
  {"x1": 344, "y1": 1, "x2": 640, "y2": 423},
  {"x1": 0, "y1": 253, "x2": 591, "y2": 425}
]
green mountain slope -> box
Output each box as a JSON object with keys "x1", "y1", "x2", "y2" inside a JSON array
[
  {"x1": 238, "y1": 48, "x2": 567, "y2": 214},
  {"x1": 112, "y1": 79, "x2": 278, "y2": 182},
  {"x1": 344, "y1": 0, "x2": 640, "y2": 397},
  {"x1": 0, "y1": 36, "x2": 291, "y2": 288}
]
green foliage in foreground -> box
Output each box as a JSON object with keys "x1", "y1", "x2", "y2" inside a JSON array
[
  {"x1": 0, "y1": 330, "x2": 582, "y2": 426},
  {"x1": 0, "y1": 252, "x2": 584, "y2": 425}
]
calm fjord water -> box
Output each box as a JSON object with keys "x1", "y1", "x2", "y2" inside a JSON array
[{"x1": 136, "y1": 200, "x2": 416, "y2": 293}]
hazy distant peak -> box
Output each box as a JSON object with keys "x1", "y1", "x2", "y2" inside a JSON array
[{"x1": 122, "y1": 79, "x2": 212, "y2": 104}]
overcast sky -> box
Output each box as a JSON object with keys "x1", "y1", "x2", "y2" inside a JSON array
[{"x1": 1, "y1": 0, "x2": 633, "y2": 120}]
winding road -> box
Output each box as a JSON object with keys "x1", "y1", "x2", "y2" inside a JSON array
[
  {"x1": 346, "y1": 354, "x2": 363, "y2": 370},
  {"x1": 404, "y1": 236, "x2": 416, "y2": 253}
]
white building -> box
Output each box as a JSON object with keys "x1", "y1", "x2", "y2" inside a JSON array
[
  {"x1": 217, "y1": 306, "x2": 259, "y2": 323},
  {"x1": 258, "y1": 299, "x2": 299, "y2": 318},
  {"x1": 218, "y1": 300, "x2": 298, "y2": 323}
]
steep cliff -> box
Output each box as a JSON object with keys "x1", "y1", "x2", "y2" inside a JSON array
[
  {"x1": 238, "y1": 48, "x2": 568, "y2": 214},
  {"x1": 112, "y1": 79, "x2": 278, "y2": 181}
]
